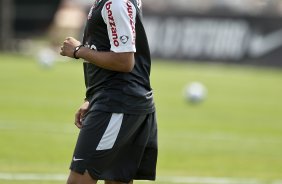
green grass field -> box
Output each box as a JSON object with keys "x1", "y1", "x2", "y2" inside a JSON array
[{"x1": 0, "y1": 53, "x2": 282, "y2": 184}]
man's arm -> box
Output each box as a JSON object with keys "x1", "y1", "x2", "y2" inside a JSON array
[
  {"x1": 60, "y1": 37, "x2": 135, "y2": 73},
  {"x1": 77, "y1": 45, "x2": 135, "y2": 73}
]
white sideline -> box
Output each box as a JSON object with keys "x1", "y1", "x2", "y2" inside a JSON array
[
  {"x1": 0, "y1": 173, "x2": 67, "y2": 181},
  {"x1": 0, "y1": 172, "x2": 281, "y2": 184}
]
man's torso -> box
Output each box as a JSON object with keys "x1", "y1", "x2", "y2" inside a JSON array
[{"x1": 83, "y1": 0, "x2": 155, "y2": 114}]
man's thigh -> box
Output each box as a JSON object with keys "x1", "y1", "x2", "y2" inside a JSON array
[
  {"x1": 105, "y1": 180, "x2": 133, "y2": 184},
  {"x1": 67, "y1": 171, "x2": 97, "y2": 184}
]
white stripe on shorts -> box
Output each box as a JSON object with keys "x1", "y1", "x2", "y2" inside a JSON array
[{"x1": 96, "y1": 113, "x2": 124, "y2": 151}]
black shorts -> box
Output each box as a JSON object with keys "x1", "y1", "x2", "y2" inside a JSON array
[{"x1": 69, "y1": 110, "x2": 158, "y2": 183}]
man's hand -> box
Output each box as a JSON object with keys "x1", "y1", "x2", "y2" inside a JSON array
[
  {"x1": 60, "y1": 37, "x2": 81, "y2": 58},
  {"x1": 74, "y1": 101, "x2": 90, "y2": 129}
]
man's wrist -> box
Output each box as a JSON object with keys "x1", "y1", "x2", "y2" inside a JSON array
[{"x1": 73, "y1": 45, "x2": 84, "y2": 59}]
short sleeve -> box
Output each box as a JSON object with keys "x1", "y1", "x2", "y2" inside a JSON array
[{"x1": 101, "y1": 0, "x2": 137, "y2": 53}]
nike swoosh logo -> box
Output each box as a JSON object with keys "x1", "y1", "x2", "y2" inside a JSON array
[
  {"x1": 73, "y1": 157, "x2": 84, "y2": 162},
  {"x1": 249, "y1": 29, "x2": 282, "y2": 57}
]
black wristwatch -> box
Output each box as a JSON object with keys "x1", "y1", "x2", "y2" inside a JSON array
[{"x1": 73, "y1": 45, "x2": 84, "y2": 59}]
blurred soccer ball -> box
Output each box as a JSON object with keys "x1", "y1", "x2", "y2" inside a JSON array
[
  {"x1": 184, "y1": 82, "x2": 207, "y2": 103},
  {"x1": 37, "y1": 48, "x2": 55, "y2": 68}
]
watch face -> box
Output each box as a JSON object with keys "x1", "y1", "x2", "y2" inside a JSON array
[
  {"x1": 74, "y1": 45, "x2": 83, "y2": 59},
  {"x1": 75, "y1": 45, "x2": 81, "y2": 51}
]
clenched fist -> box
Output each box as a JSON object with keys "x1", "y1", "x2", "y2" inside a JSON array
[{"x1": 60, "y1": 37, "x2": 81, "y2": 58}]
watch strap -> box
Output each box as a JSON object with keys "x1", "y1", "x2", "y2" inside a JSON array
[{"x1": 73, "y1": 45, "x2": 84, "y2": 59}]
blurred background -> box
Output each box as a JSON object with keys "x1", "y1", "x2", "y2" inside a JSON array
[{"x1": 0, "y1": 0, "x2": 282, "y2": 184}]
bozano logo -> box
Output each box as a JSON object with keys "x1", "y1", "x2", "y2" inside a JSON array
[
  {"x1": 106, "y1": 1, "x2": 119, "y2": 47},
  {"x1": 127, "y1": 1, "x2": 136, "y2": 44}
]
